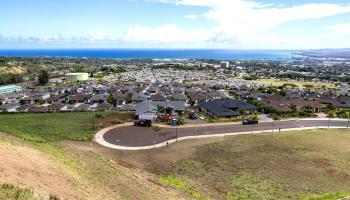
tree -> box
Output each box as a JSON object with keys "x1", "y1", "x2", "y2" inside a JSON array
[
  {"x1": 19, "y1": 99, "x2": 26, "y2": 105},
  {"x1": 107, "y1": 95, "x2": 117, "y2": 107},
  {"x1": 37, "y1": 99, "x2": 45, "y2": 105},
  {"x1": 125, "y1": 93, "x2": 133, "y2": 104},
  {"x1": 38, "y1": 70, "x2": 49, "y2": 85}
]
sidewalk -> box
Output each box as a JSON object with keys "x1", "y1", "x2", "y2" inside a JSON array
[{"x1": 156, "y1": 117, "x2": 348, "y2": 129}]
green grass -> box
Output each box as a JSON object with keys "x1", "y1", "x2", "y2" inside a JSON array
[
  {"x1": 301, "y1": 193, "x2": 350, "y2": 200},
  {"x1": 0, "y1": 112, "x2": 110, "y2": 142},
  {"x1": 162, "y1": 129, "x2": 350, "y2": 200},
  {"x1": 0, "y1": 183, "x2": 54, "y2": 200},
  {"x1": 159, "y1": 175, "x2": 208, "y2": 200}
]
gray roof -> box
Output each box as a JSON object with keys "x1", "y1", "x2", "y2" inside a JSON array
[
  {"x1": 73, "y1": 104, "x2": 91, "y2": 111},
  {"x1": 135, "y1": 101, "x2": 186, "y2": 115},
  {"x1": 172, "y1": 93, "x2": 188, "y2": 101},
  {"x1": 199, "y1": 99, "x2": 256, "y2": 117},
  {"x1": 132, "y1": 93, "x2": 148, "y2": 101}
]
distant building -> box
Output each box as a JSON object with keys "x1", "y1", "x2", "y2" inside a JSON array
[
  {"x1": 65, "y1": 73, "x2": 89, "y2": 82},
  {"x1": 0, "y1": 85, "x2": 22, "y2": 95},
  {"x1": 220, "y1": 61, "x2": 230, "y2": 68}
]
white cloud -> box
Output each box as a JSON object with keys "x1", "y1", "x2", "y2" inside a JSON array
[
  {"x1": 0, "y1": 31, "x2": 119, "y2": 44},
  {"x1": 123, "y1": 24, "x2": 213, "y2": 44},
  {"x1": 184, "y1": 14, "x2": 198, "y2": 20},
  {"x1": 40, "y1": 34, "x2": 63, "y2": 42},
  {"x1": 329, "y1": 22, "x2": 350, "y2": 35},
  {"x1": 79, "y1": 31, "x2": 118, "y2": 42},
  {"x1": 138, "y1": 0, "x2": 350, "y2": 48}
]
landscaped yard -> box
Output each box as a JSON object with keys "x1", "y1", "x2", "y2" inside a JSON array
[{"x1": 0, "y1": 112, "x2": 115, "y2": 142}]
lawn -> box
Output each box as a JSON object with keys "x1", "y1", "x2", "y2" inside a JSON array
[{"x1": 0, "y1": 112, "x2": 112, "y2": 142}]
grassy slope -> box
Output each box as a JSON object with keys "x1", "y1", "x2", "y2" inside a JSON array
[
  {"x1": 1, "y1": 113, "x2": 350, "y2": 199},
  {"x1": 0, "y1": 113, "x2": 184, "y2": 200},
  {"x1": 157, "y1": 129, "x2": 350, "y2": 200},
  {"x1": 0, "y1": 112, "x2": 109, "y2": 142},
  {"x1": 0, "y1": 183, "x2": 43, "y2": 200},
  {"x1": 0, "y1": 134, "x2": 184, "y2": 200}
]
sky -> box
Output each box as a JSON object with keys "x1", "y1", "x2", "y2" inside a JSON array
[{"x1": 1, "y1": 0, "x2": 350, "y2": 49}]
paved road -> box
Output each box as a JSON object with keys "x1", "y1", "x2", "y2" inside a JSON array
[{"x1": 102, "y1": 119, "x2": 349, "y2": 147}]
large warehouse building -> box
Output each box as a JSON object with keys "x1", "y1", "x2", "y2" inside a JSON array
[
  {"x1": 0, "y1": 85, "x2": 23, "y2": 95},
  {"x1": 65, "y1": 73, "x2": 89, "y2": 82}
]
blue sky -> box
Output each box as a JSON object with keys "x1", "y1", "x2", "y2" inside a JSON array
[{"x1": 1, "y1": 0, "x2": 350, "y2": 49}]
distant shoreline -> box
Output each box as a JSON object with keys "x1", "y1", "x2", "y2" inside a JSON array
[{"x1": 0, "y1": 49, "x2": 293, "y2": 61}]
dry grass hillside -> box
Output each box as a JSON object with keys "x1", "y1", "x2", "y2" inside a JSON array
[
  {"x1": 0, "y1": 133, "x2": 186, "y2": 200},
  {"x1": 0, "y1": 66, "x2": 26, "y2": 74}
]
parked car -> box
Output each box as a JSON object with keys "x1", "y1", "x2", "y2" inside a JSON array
[
  {"x1": 242, "y1": 119, "x2": 258, "y2": 125},
  {"x1": 188, "y1": 112, "x2": 198, "y2": 120},
  {"x1": 134, "y1": 119, "x2": 152, "y2": 127}
]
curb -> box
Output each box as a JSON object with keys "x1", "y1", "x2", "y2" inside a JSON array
[
  {"x1": 95, "y1": 124, "x2": 349, "y2": 151},
  {"x1": 155, "y1": 118, "x2": 349, "y2": 129}
]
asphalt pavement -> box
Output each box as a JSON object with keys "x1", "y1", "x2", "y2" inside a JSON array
[{"x1": 102, "y1": 119, "x2": 349, "y2": 147}]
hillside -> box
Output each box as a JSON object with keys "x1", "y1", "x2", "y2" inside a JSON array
[
  {"x1": 0, "y1": 133, "x2": 185, "y2": 200},
  {"x1": 1, "y1": 113, "x2": 350, "y2": 199}
]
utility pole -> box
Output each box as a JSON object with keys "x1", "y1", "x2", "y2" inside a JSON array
[
  {"x1": 176, "y1": 126, "x2": 178, "y2": 142},
  {"x1": 153, "y1": 131, "x2": 156, "y2": 149}
]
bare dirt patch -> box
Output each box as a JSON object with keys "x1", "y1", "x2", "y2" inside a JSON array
[
  {"x1": 0, "y1": 141, "x2": 85, "y2": 199},
  {"x1": 100, "y1": 112, "x2": 135, "y2": 126}
]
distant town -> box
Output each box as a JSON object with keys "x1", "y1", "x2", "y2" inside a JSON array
[{"x1": 0, "y1": 55, "x2": 350, "y2": 124}]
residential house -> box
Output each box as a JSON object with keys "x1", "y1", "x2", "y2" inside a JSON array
[
  {"x1": 69, "y1": 93, "x2": 90, "y2": 104},
  {"x1": 73, "y1": 104, "x2": 91, "y2": 112},
  {"x1": 0, "y1": 103, "x2": 19, "y2": 112},
  {"x1": 135, "y1": 101, "x2": 186, "y2": 120},
  {"x1": 209, "y1": 91, "x2": 230, "y2": 100},
  {"x1": 189, "y1": 92, "x2": 211, "y2": 105},
  {"x1": 112, "y1": 93, "x2": 126, "y2": 106},
  {"x1": 151, "y1": 93, "x2": 167, "y2": 101},
  {"x1": 172, "y1": 93, "x2": 188, "y2": 102},
  {"x1": 47, "y1": 103, "x2": 67, "y2": 112},
  {"x1": 96, "y1": 103, "x2": 113, "y2": 111},
  {"x1": 27, "y1": 106, "x2": 47, "y2": 113},
  {"x1": 199, "y1": 99, "x2": 256, "y2": 119},
  {"x1": 16, "y1": 104, "x2": 35, "y2": 112},
  {"x1": 132, "y1": 93, "x2": 148, "y2": 104},
  {"x1": 89, "y1": 94, "x2": 108, "y2": 104}
]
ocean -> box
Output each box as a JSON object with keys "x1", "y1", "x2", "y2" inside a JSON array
[{"x1": 0, "y1": 49, "x2": 293, "y2": 60}]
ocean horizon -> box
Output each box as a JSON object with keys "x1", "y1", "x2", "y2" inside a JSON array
[{"x1": 0, "y1": 49, "x2": 294, "y2": 60}]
